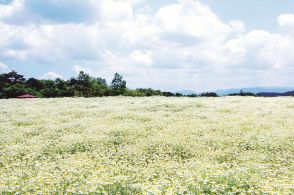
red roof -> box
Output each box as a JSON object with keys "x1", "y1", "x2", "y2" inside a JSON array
[{"x1": 17, "y1": 94, "x2": 37, "y2": 98}]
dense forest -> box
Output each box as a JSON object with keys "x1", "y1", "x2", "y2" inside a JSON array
[{"x1": 2, "y1": 70, "x2": 291, "y2": 99}]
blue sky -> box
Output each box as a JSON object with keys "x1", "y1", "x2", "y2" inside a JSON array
[
  {"x1": 203, "y1": 0, "x2": 294, "y2": 31},
  {"x1": 0, "y1": 0, "x2": 294, "y2": 91}
]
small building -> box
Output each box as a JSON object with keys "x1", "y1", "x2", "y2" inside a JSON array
[{"x1": 17, "y1": 94, "x2": 37, "y2": 99}]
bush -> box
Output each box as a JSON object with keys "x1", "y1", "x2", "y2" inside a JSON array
[
  {"x1": 163, "y1": 92, "x2": 174, "y2": 97},
  {"x1": 200, "y1": 92, "x2": 218, "y2": 97},
  {"x1": 228, "y1": 90, "x2": 256, "y2": 97},
  {"x1": 187, "y1": 94, "x2": 198, "y2": 97},
  {"x1": 124, "y1": 89, "x2": 145, "y2": 97}
]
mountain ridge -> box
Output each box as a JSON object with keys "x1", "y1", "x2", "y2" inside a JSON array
[
  {"x1": 215, "y1": 87, "x2": 294, "y2": 96},
  {"x1": 177, "y1": 87, "x2": 294, "y2": 96}
]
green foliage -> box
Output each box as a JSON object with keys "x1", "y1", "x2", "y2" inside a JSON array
[
  {"x1": 1, "y1": 83, "x2": 28, "y2": 98},
  {"x1": 0, "y1": 70, "x2": 25, "y2": 85},
  {"x1": 0, "y1": 70, "x2": 244, "y2": 99},
  {"x1": 0, "y1": 71, "x2": 111, "y2": 98},
  {"x1": 75, "y1": 71, "x2": 93, "y2": 97},
  {"x1": 135, "y1": 88, "x2": 162, "y2": 96},
  {"x1": 162, "y1": 92, "x2": 174, "y2": 97},
  {"x1": 0, "y1": 71, "x2": 28, "y2": 98},
  {"x1": 200, "y1": 92, "x2": 218, "y2": 97},
  {"x1": 25, "y1": 78, "x2": 44, "y2": 91},
  {"x1": 228, "y1": 90, "x2": 256, "y2": 97},
  {"x1": 0, "y1": 71, "x2": 167, "y2": 99},
  {"x1": 123, "y1": 89, "x2": 145, "y2": 97},
  {"x1": 111, "y1": 73, "x2": 127, "y2": 96},
  {"x1": 187, "y1": 94, "x2": 198, "y2": 97}
]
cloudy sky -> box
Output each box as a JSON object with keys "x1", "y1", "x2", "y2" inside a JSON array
[{"x1": 0, "y1": 0, "x2": 294, "y2": 91}]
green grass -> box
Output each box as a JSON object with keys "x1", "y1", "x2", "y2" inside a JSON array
[{"x1": 0, "y1": 97, "x2": 293, "y2": 194}]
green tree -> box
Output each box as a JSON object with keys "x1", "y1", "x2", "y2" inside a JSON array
[
  {"x1": 187, "y1": 94, "x2": 198, "y2": 97},
  {"x1": 92, "y1": 77, "x2": 108, "y2": 97},
  {"x1": 135, "y1": 88, "x2": 162, "y2": 96},
  {"x1": 40, "y1": 80, "x2": 58, "y2": 98},
  {"x1": 111, "y1": 73, "x2": 126, "y2": 96},
  {"x1": 75, "y1": 71, "x2": 93, "y2": 97},
  {"x1": 55, "y1": 78, "x2": 73, "y2": 97},
  {"x1": 228, "y1": 90, "x2": 255, "y2": 97},
  {"x1": 162, "y1": 92, "x2": 174, "y2": 97},
  {"x1": 124, "y1": 89, "x2": 145, "y2": 97},
  {"x1": 0, "y1": 71, "x2": 25, "y2": 86},
  {"x1": 0, "y1": 71, "x2": 27, "y2": 98},
  {"x1": 1, "y1": 83, "x2": 27, "y2": 98},
  {"x1": 7, "y1": 71, "x2": 25, "y2": 84},
  {"x1": 0, "y1": 69, "x2": 180, "y2": 99},
  {"x1": 200, "y1": 92, "x2": 218, "y2": 97},
  {"x1": 26, "y1": 78, "x2": 44, "y2": 91}
]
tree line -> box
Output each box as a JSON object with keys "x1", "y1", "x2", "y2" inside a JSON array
[
  {"x1": 0, "y1": 70, "x2": 187, "y2": 99},
  {"x1": 2, "y1": 70, "x2": 281, "y2": 99}
]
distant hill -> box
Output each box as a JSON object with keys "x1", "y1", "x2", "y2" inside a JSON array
[
  {"x1": 175, "y1": 87, "x2": 294, "y2": 97},
  {"x1": 215, "y1": 87, "x2": 294, "y2": 96},
  {"x1": 257, "y1": 91, "x2": 294, "y2": 97}
]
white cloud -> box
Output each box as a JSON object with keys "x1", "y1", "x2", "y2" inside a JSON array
[
  {"x1": 156, "y1": 0, "x2": 231, "y2": 39},
  {"x1": 100, "y1": 1, "x2": 133, "y2": 21},
  {"x1": 101, "y1": 51, "x2": 152, "y2": 74},
  {"x1": 229, "y1": 20, "x2": 246, "y2": 34},
  {"x1": 0, "y1": 0, "x2": 23, "y2": 19},
  {"x1": 129, "y1": 50, "x2": 153, "y2": 66},
  {"x1": 72, "y1": 65, "x2": 95, "y2": 75},
  {"x1": 278, "y1": 14, "x2": 294, "y2": 27},
  {"x1": 0, "y1": 0, "x2": 293, "y2": 90},
  {"x1": 3, "y1": 0, "x2": 236, "y2": 66},
  {"x1": 228, "y1": 30, "x2": 294, "y2": 69},
  {"x1": 42, "y1": 72, "x2": 63, "y2": 80}
]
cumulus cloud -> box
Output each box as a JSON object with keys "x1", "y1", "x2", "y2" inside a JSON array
[
  {"x1": 156, "y1": 0, "x2": 231, "y2": 39},
  {"x1": 278, "y1": 14, "x2": 294, "y2": 27},
  {"x1": 100, "y1": 1, "x2": 133, "y2": 21},
  {"x1": 129, "y1": 50, "x2": 153, "y2": 66},
  {"x1": 0, "y1": 0, "x2": 293, "y2": 90},
  {"x1": 1, "y1": 0, "x2": 241, "y2": 67},
  {"x1": 0, "y1": 0, "x2": 23, "y2": 19},
  {"x1": 240, "y1": 30, "x2": 294, "y2": 69}
]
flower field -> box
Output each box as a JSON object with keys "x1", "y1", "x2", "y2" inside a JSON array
[{"x1": 0, "y1": 97, "x2": 293, "y2": 194}]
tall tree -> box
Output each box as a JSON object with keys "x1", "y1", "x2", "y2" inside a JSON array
[
  {"x1": 0, "y1": 71, "x2": 26, "y2": 98},
  {"x1": 0, "y1": 71, "x2": 25, "y2": 85},
  {"x1": 55, "y1": 78, "x2": 73, "y2": 97},
  {"x1": 110, "y1": 73, "x2": 126, "y2": 96},
  {"x1": 6, "y1": 71, "x2": 25, "y2": 84},
  {"x1": 26, "y1": 78, "x2": 44, "y2": 91},
  {"x1": 40, "y1": 80, "x2": 58, "y2": 98},
  {"x1": 75, "y1": 71, "x2": 93, "y2": 97}
]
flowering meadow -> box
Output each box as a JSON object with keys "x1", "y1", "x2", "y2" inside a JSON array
[{"x1": 0, "y1": 97, "x2": 293, "y2": 194}]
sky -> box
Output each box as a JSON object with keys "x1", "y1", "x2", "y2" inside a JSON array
[{"x1": 0, "y1": 0, "x2": 294, "y2": 91}]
